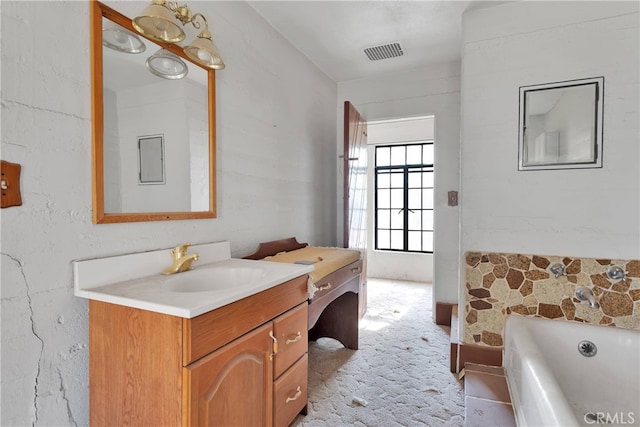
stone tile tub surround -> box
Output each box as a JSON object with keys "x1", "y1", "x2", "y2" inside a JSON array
[{"x1": 464, "y1": 252, "x2": 640, "y2": 346}]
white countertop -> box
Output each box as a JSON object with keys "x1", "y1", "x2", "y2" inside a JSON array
[{"x1": 73, "y1": 242, "x2": 313, "y2": 318}]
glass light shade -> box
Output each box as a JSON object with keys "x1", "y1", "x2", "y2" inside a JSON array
[
  {"x1": 102, "y1": 25, "x2": 147, "y2": 54},
  {"x1": 132, "y1": 2, "x2": 185, "y2": 43},
  {"x1": 146, "y1": 49, "x2": 189, "y2": 79},
  {"x1": 184, "y1": 30, "x2": 225, "y2": 70}
]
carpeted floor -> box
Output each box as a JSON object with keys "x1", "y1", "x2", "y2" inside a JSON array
[{"x1": 292, "y1": 278, "x2": 465, "y2": 427}]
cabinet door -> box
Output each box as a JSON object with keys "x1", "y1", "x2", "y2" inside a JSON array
[{"x1": 184, "y1": 323, "x2": 274, "y2": 427}]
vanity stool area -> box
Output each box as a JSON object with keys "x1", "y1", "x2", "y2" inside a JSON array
[{"x1": 244, "y1": 237, "x2": 365, "y2": 350}]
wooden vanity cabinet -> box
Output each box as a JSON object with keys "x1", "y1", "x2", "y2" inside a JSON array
[{"x1": 89, "y1": 274, "x2": 309, "y2": 427}]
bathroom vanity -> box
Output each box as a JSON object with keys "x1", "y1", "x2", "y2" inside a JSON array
[{"x1": 74, "y1": 242, "x2": 313, "y2": 426}]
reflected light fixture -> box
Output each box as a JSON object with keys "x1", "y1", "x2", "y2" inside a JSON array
[
  {"x1": 132, "y1": 0, "x2": 225, "y2": 70},
  {"x1": 146, "y1": 48, "x2": 189, "y2": 80},
  {"x1": 102, "y1": 24, "x2": 146, "y2": 54}
]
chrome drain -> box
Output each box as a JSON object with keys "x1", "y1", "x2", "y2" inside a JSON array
[{"x1": 578, "y1": 340, "x2": 597, "y2": 357}]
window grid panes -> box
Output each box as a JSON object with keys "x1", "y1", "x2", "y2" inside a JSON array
[{"x1": 375, "y1": 142, "x2": 434, "y2": 253}]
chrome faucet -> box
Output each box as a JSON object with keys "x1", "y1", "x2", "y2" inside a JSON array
[
  {"x1": 575, "y1": 286, "x2": 600, "y2": 309},
  {"x1": 162, "y1": 243, "x2": 199, "y2": 275}
]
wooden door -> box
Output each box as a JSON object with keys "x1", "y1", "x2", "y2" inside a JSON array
[
  {"x1": 184, "y1": 323, "x2": 274, "y2": 426},
  {"x1": 343, "y1": 101, "x2": 368, "y2": 318},
  {"x1": 343, "y1": 101, "x2": 368, "y2": 250}
]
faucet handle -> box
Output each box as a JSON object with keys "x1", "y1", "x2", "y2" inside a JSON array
[{"x1": 171, "y1": 242, "x2": 192, "y2": 259}]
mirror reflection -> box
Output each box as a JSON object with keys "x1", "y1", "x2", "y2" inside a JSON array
[
  {"x1": 518, "y1": 77, "x2": 604, "y2": 171},
  {"x1": 102, "y1": 17, "x2": 209, "y2": 213},
  {"x1": 92, "y1": 1, "x2": 216, "y2": 223}
]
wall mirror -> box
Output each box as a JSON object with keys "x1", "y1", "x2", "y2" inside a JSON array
[
  {"x1": 518, "y1": 77, "x2": 604, "y2": 171},
  {"x1": 91, "y1": 1, "x2": 216, "y2": 223}
]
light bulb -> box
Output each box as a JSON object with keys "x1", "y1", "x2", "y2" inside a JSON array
[
  {"x1": 197, "y1": 49, "x2": 212, "y2": 62},
  {"x1": 146, "y1": 48, "x2": 188, "y2": 79},
  {"x1": 154, "y1": 20, "x2": 171, "y2": 32},
  {"x1": 114, "y1": 32, "x2": 127, "y2": 44}
]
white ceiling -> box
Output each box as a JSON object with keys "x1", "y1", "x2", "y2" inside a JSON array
[{"x1": 248, "y1": 1, "x2": 502, "y2": 82}]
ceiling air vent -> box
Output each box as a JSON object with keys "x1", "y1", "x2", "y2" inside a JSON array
[{"x1": 363, "y1": 42, "x2": 404, "y2": 61}]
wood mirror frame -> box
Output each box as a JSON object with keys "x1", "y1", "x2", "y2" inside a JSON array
[{"x1": 91, "y1": 1, "x2": 216, "y2": 223}]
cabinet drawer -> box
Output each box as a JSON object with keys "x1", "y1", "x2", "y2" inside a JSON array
[
  {"x1": 273, "y1": 354, "x2": 308, "y2": 427},
  {"x1": 273, "y1": 303, "x2": 308, "y2": 378},
  {"x1": 312, "y1": 259, "x2": 362, "y2": 300},
  {"x1": 183, "y1": 275, "x2": 308, "y2": 365}
]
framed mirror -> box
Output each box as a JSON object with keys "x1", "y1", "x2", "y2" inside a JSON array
[
  {"x1": 91, "y1": 1, "x2": 216, "y2": 223},
  {"x1": 518, "y1": 77, "x2": 604, "y2": 171}
]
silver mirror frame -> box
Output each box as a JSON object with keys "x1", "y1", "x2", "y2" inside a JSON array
[{"x1": 518, "y1": 77, "x2": 604, "y2": 171}]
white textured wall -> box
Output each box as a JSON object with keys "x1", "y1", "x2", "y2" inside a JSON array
[
  {"x1": 337, "y1": 61, "x2": 462, "y2": 309},
  {"x1": 0, "y1": 1, "x2": 336, "y2": 425},
  {"x1": 460, "y1": 1, "x2": 640, "y2": 305},
  {"x1": 187, "y1": 81, "x2": 210, "y2": 212},
  {"x1": 116, "y1": 81, "x2": 192, "y2": 212},
  {"x1": 103, "y1": 89, "x2": 122, "y2": 211}
]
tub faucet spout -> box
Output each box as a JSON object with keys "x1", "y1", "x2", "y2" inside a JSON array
[{"x1": 575, "y1": 286, "x2": 599, "y2": 309}]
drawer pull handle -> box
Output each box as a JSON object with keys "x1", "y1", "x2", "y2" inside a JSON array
[
  {"x1": 351, "y1": 267, "x2": 361, "y2": 273},
  {"x1": 269, "y1": 331, "x2": 278, "y2": 355},
  {"x1": 285, "y1": 332, "x2": 302, "y2": 345},
  {"x1": 318, "y1": 283, "x2": 332, "y2": 291},
  {"x1": 285, "y1": 386, "x2": 302, "y2": 404}
]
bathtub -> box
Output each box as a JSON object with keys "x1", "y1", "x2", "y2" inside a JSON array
[{"x1": 504, "y1": 315, "x2": 640, "y2": 427}]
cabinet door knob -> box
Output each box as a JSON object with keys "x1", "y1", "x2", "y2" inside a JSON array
[
  {"x1": 318, "y1": 283, "x2": 332, "y2": 292},
  {"x1": 285, "y1": 332, "x2": 302, "y2": 345},
  {"x1": 285, "y1": 386, "x2": 302, "y2": 404},
  {"x1": 351, "y1": 267, "x2": 361, "y2": 273}
]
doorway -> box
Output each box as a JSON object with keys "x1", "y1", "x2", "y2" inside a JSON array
[{"x1": 366, "y1": 116, "x2": 435, "y2": 283}]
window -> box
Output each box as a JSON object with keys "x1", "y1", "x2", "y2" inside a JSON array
[{"x1": 375, "y1": 143, "x2": 433, "y2": 253}]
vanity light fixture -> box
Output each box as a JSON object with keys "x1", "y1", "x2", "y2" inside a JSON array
[
  {"x1": 132, "y1": 0, "x2": 225, "y2": 70},
  {"x1": 102, "y1": 24, "x2": 146, "y2": 54},
  {"x1": 146, "y1": 48, "x2": 188, "y2": 80}
]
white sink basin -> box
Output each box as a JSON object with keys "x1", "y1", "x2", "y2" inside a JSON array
[
  {"x1": 73, "y1": 242, "x2": 314, "y2": 318},
  {"x1": 161, "y1": 265, "x2": 267, "y2": 293}
]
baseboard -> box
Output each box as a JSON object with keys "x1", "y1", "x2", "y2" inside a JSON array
[
  {"x1": 458, "y1": 342, "x2": 502, "y2": 372},
  {"x1": 435, "y1": 302, "x2": 455, "y2": 326},
  {"x1": 450, "y1": 305, "x2": 459, "y2": 373},
  {"x1": 444, "y1": 303, "x2": 502, "y2": 373}
]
